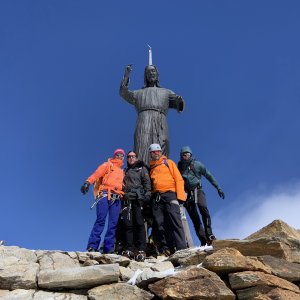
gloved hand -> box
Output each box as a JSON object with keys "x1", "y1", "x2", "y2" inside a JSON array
[
  {"x1": 143, "y1": 192, "x2": 152, "y2": 204},
  {"x1": 81, "y1": 182, "x2": 90, "y2": 195},
  {"x1": 217, "y1": 188, "x2": 225, "y2": 199},
  {"x1": 178, "y1": 199, "x2": 185, "y2": 206}
]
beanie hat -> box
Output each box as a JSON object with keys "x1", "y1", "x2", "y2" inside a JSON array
[{"x1": 114, "y1": 149, "x2": 125, "y2": 156}]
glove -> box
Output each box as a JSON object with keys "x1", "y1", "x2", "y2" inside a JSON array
[
  {"x1": 143, "y1": 192, "x2": 152, "y2": 204},
  {"x1": 80, "y1": 182, "x2": 90, "y2": 195},
  {"x1": 178, "y1": 199, "x2": 185, "y2": 206},
  {"x1": 217, "y1": 188, "x2": 225, "y2": 199}
]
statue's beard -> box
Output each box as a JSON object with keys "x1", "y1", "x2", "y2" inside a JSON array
[{"x1": 147, "y1": 78, "x2": 158, "y2": 86}]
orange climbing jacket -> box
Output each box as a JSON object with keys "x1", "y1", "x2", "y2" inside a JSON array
[
  {"x1": 86, "y1": 158, "x2": 124, "y2": 200},
  {"x1": 150, "y1": 155, "x2": 186, "y2": 201}
]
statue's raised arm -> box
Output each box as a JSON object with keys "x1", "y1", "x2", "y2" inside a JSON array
[
  {"x1": 122, "y1": 64, "x2": 132, "y2": 87},
  {"x1": 120, "y1": 64, "x2": 136, "y2": 105}
]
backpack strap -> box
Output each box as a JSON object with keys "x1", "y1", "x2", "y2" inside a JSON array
[
  {"x1": 163, "y1": 159, "x2": 169, "y2": 168},
  {"x1": 188, "y1": 160, "x2": 200, "y2": 179},
  {"x1": 150, "y1": 159, "x2": 169, "y2": 171}
]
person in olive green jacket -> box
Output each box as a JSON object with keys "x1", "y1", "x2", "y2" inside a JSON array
[{"x1": 178, "y1": 146, "x2": 225, "y2": 246}]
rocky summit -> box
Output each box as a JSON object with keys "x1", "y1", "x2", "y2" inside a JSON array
[{"x1": 1, "y1": 219, "x2": 300, "y2": 299}]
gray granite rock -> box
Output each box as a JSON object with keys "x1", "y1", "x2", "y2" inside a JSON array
[
  {"x1": 38, "y1": 264, "x2": 119, "y2": 290},
  {"x1": 88, "y1": 282, "x2": 154, "y2": 300}
]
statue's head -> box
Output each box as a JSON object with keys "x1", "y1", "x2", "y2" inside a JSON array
[{"x1": 144, "y1": 65, "x2": 160, "y2": 88}]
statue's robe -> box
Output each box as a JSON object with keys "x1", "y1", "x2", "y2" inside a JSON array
[{"x1": 120, "y1": 84, "x2": 176, "y2": 163}]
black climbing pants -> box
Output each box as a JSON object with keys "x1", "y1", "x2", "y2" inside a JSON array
[
  {"x1": 122, "y1": 200, "x2": 147, "y2": 252},
  {"x1": 152, "y1": 191, "x2": 187, "y2": 251},
  {"x1": 184, "y1": 189, "x2": 213, "y2": 244}
]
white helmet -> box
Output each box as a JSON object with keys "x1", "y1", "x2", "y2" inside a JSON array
[{"x1": 149, "y1": 143, "x2": 162, "y2": 152}]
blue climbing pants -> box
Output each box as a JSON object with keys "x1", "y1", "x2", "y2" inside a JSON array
[{"x1": 87, "y1": 196, "x2": 121, "y2": 253}]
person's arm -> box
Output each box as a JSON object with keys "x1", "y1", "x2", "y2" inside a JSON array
[
  {"x1": 140, "y1": 166, "x2": 152, "y2": 203},
  {"x1": 80, "y1": 162, "x2": 109, "y2": 195},
  {"x1": 86, "y1": 162, "x2": 109, "y2": 184},
  {"x1": 198, "y1": 161, "x2": 225, "y2": 199},
  {"x1": 141, "y1": 166, "x2": 152, "y2": 197},
  {"x1": 119, "y1": 64, "x2": 136, "y2": 105},
  {"x1": 168, "y1": 160, "x2": 186, "y2": 201}
]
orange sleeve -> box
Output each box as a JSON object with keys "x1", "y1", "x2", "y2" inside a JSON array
[
  {"x1": 86, "y1": 162, "x2": 109, "y2": 184},
  {"x1": 168, "y1": 160, "x2": 186, "y2": 201}
]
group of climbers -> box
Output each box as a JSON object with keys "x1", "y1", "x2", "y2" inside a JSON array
[{"x1": 80, "y1": 145, "x2": 225, "y2": 261}]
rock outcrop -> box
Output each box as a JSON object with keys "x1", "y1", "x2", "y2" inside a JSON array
[
  {"x1": 0, "y1": 219, "x2": 299, "y2": 299},
  {"x1": 213, "y1": 219, "x2": 300, "y2": 264}
]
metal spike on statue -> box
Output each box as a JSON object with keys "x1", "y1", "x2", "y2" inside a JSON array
[{"x1": 147, "y1": 44, "x2": 152, "y2": 65}]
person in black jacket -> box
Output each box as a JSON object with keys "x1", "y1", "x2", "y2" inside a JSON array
[{"x1": 121, "y1": 151, "x2": 151, "y2": 261}]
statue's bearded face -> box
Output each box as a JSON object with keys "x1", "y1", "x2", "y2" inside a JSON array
[{"x1": 146, "y1": 66, "x2": 158, "y2": 84}]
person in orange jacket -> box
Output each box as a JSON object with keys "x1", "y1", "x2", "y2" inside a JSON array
[
  {"x1": 80, "y1": 149, "x2": 125, "y2": 253},
  {"x1": 149, "y1": 143, "x2": 187, "y2": 255}
]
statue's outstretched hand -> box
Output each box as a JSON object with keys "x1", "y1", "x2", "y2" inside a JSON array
[
  {"x1": 124, "y1": 64, "x2": 133, "y2": 77},
  {"x1": 177, "y1": 96, "x2": 185, "y2": 112},
  {"x1": 169, "y1": 94, "x2": 185, "y2": 112}
]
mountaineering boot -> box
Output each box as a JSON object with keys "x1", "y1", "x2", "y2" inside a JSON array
[
  {"x1": 135, "y1": 251, "x2": 146, "y2": 262},
  {"x1": 197, "y1": 228, "x2": 207, "y2": 246},
  {"x1": 159, "y1": 246, "x2": 171, "y2": 257},
  {"x1": 103, "y1": 249, "x2": 115, "y2": 254},
  {"x1": 199, "y1": 236, "x2": 207, "y2": 247},
  {"x1": 207, "y1": 234, "x2": 216, "y2": 246},
  {"x1": 87, "y1": 247, "x2": 97, "y2": 252},
  {"x1": 121, "y1": 250, "x2": 135, "y2": 260}
]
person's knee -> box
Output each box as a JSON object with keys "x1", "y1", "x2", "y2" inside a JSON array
[{"x1": 199, "y1": 205, "x2": 209, "y2": 214}]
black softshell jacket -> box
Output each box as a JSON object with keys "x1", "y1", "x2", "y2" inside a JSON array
[{"x1": 123, "y1": 161, "x2": 151, "y2": 198}]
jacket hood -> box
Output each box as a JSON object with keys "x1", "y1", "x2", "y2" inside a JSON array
[
  {"x1": 109, "y1": 157, "x2": 123, "y2": 167},
  {"x1": 150, "y1": 155, "x2": 167, "y2": 167},
  {"x1": 180, "y1": 146, "x2": 192, "y2": 155}
]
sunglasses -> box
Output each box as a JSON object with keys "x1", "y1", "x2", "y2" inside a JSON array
[
  {"x1": 127, "y1": 155, "x2": 136, "y2": 159},
  {"x1": 115, "y1": 154, "x2": 124, "y2": 158}
]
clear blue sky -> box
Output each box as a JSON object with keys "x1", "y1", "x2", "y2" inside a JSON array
[{"x1": 1, "y1": 1, "x2": 299, "y2": 251}]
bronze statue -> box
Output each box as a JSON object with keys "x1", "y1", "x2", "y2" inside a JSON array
[{"x1": 120, "y1": 64, "x2": 185, "y2": 163}]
